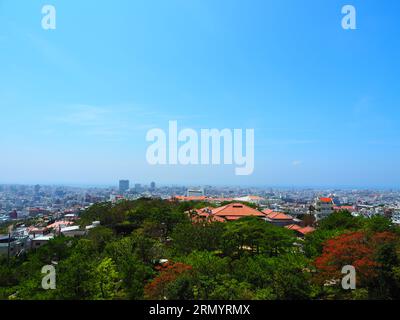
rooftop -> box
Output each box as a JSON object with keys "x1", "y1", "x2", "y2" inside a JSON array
[
  {"x1": 213, "y1": 203, "x2": 265, "y2": 219},
  {"x1": 265, "y1": 211, "x2": 294, "y2": 221}
]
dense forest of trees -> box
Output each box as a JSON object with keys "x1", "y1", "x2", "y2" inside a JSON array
[{"x1": 1, "y1": 198, "x2": 400, "y2": 300}]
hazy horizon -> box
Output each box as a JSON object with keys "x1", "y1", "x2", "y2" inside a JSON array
[{"x1": 1, "y1": 180, "x2": 399, "y2": 191}]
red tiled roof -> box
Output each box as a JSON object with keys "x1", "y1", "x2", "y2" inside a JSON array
[
  {"x1": 266, "y1": 211, "x2": 294, "y2": 221},
  {"x1": 193, "y1": 207, "x2": 214, "y2": 216},
  {"x1": 285, "y1": 224, "x2": 302, "y2": 231},
  {"x1": 319, "y1": 197, "x2": 333, "y2": 203},
  {"x1": 297, "y1": 226, "x2": 315, "y2": 235},
  {"x1": 190, "y1": 203, "x2": 265, "y2": 223},
  {"x1": 190, "y1": 207, "x2": 226, "y2": 223},
  {"x1": 213, "y1": 203, "x2": 265, "y2": 218},
  {"x1": 211, "y1": 205, "x2": 228, "y2": 214},
  {"x1": 262, "y1": 209, "x2": 274, "y2": 215}
]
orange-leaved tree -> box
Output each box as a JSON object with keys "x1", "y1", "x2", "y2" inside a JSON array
[
  {"x1": 144, "y1": 262, "x2": 193, "y2": 299},
  {"x1": 315, "y1": 231, "x2": 398, "y2": 287}
]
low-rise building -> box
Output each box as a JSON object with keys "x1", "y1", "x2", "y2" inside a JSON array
[
  {"x1": 60, "y1": 225, "x2": 86, "y2": 237},
  {"x1": 190, "y1": 203, "x2": 266, "y2": 222},
  {"x1": 264, "y1": 211, "x2": 296, "y2": 227},
  {"x1": 285, "y1": 224, "x2": 315, "y2": 238},
  {"x1": 31, "y1": 234, "x2": 54, "y2": 249}
]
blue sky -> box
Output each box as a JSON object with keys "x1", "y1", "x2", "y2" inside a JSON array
[{"x1": 0, "y1": 0, "x2": 400, "y2": 187}]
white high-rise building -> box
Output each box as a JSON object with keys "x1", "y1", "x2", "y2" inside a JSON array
[{"x1": 314, "y1": 197, "x2": 334, "y2": 220}]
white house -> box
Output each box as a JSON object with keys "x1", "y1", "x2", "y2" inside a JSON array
[{"x1": 31, "y1": 234, "x2": 54, "y2": 249}]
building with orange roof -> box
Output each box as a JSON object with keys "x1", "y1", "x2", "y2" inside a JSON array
[
  {"x1": 212, "y1": 203, "x2": 266, "y2": 221},
  {"x1": 314, "y1": 197, "x2": 334, "y2": 220},
  {"x1": 285, "y1": 224, "x2": 315, "y2": 237},
  {"x1": 262, "y1": 209, "x2": 274, "y2": 215},
  {"x1": 188, "y1": 203, "x2": 317, "y2": 237},
  {"x1": 296, "y1": 226, "x2": 315, "y2": 237},
  {"x1": 188, "y1": 207, "x2": 226, "y2": 223},
  {"x1": 192, "y1": 207, "x2": 214, "y2": 216},
  {"x1": 285, "y1": 224, "x2": 303, "y2": 231},
  {"x1": 265, "y1": 211, "x2": 295, "y2": 227},
  {"x1": 189, "y1": 203, "x2": 266, "y2": 223}
]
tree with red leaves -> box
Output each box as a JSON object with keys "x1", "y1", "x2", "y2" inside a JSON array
[
  {"x1": 315, "y1": 231, "x2": 399, "y2": 291},
  {"x1": 144, "y1": 262, "x2": 193, "y2": 299}
]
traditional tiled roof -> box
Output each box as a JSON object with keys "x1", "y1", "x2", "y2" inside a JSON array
[
  {"x1": 285, "y1": 224, "x2": 302, "y2": 231},
  {"x1": 265, "y1": 211, "x2": 294, "y2": 221},
  {"x1": 190, "y1": 207, "x2": 226, "y2": 223},
  {"x1": 213, "y1": 203, "x2": 265, "y2": 218},
  {"x1": 193, "y1": 207, "x2": 214, "y2": 216},
  {"x1": 297, "y1": 226, "x2": 315, "y2": 235},
  {"x1": 262, "y1": 209, "x2": 274, "y2": 215}
]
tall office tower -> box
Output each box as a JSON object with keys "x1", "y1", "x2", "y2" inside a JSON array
[
  {"x1": 150, "y1": 182, "x2": 156, "y2": 190},
  {"x1": 119, "y1": 180, "x2": 130, "y2": 194}
]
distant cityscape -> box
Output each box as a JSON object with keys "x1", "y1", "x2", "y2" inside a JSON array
[{"x1": 2, "y1": 181, "x2": 400, "y2": 225}]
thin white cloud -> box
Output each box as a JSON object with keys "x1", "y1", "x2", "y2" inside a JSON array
[{"x1": 49, "y1": 104, "x2": 156, "y2": 139}]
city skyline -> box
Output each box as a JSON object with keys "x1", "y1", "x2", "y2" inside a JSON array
[
  {"x1": 1, "y1": 181, "x2": 400, "y2": 191},
  {"x1": 1, "y1": 0, "x2": 400, "y2": 187}
]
